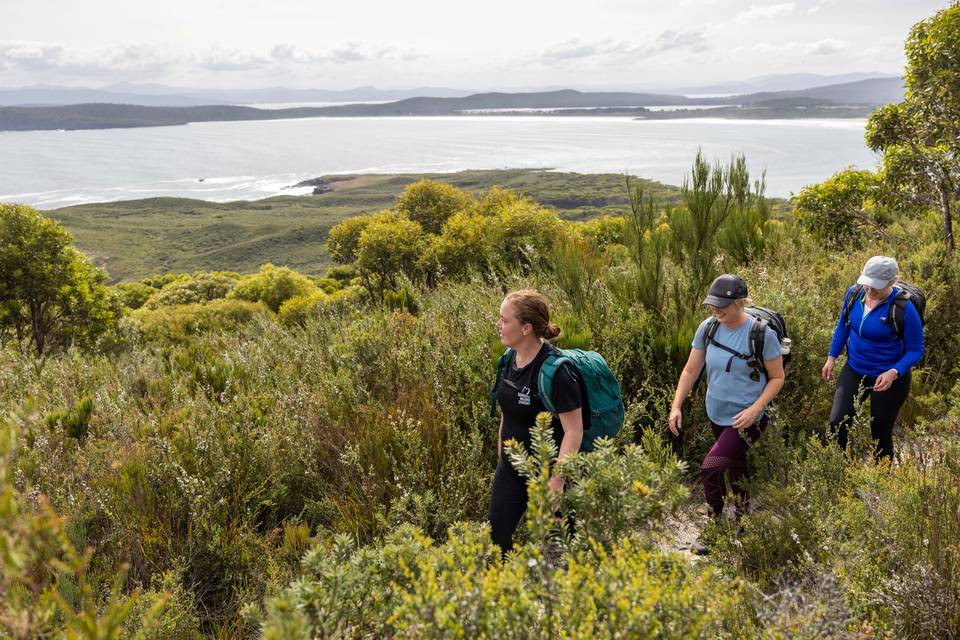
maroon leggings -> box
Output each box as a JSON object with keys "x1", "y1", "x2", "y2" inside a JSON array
[{"x1": 701, "y1": 417, "x2": 767, "y2": 517}]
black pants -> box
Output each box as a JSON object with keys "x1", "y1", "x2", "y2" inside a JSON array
[
  {"x1": 829, "y1": 363, "x2": 911, "y2": 460},
  {"x1": 488, "y1": 456, "x2": 527, "y2": 553}
]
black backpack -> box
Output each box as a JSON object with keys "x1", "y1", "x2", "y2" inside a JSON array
[
  {"x1": 842, "y1": 282, "x2": 926, "y2": 337},
  {"x1": 704, "y1": 306, "x2": 791, "y2": 380}
]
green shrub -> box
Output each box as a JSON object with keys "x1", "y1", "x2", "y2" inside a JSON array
[
  {"x1": 324, "y1": 263, "x2": 357, "y2": 284},
  {"x1": 143, "y1": 272, "x2": 239, "y2": 309},
  {"x1": 497, "y1": 199, "x2": 563, "y2": 272},
  {"x1": 45, "y1": 395, "x2": 94, "y2": 441},
  {"x1": 228, "y1": 263, "x2": 317, "y2": 312},
  {"x1": 114, "y1": 281, "x2": 156, "y2": 310},
  {"x1": 122, "y1": 566, "x2": 202, "y2": 640},
  {"x1": 355, "y1": 215, "x2": 427, "y2": 297},
  {"x1": 475, "y1": 185, "x2": 531, "y2": 216},
  {"x1": 395, "y1": 179, "x2": 475, "y2": 234},
  {"x1": 420, "y1": 210, "x2": 500, "y2": 283},
  {"x1": 135, "y1": 299, "x2": 270, "y2": 343},
  {"x1": 263, "y1": 523, "x2": 752, "y2": 639},
  {"x1": 277, "y1": 290, "x2": 329, "y2": 327},
  {"x1": 326, "y1": 213, "x2": 378, "y2": 264}
]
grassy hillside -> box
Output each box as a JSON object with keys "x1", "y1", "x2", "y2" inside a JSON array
[{"x1": 50, "y1": 170, "x2": 688, "y2": 282}]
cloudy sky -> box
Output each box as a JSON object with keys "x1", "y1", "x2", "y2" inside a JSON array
[{"x1": 0, "y1": 0, "x2": 950, "y2": 90}]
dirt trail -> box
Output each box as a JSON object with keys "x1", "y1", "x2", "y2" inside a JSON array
[{"x1": 656, "y1": 496, "x2": 709, "y2": 559}]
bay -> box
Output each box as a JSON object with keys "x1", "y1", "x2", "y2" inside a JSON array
[{"x1": 0, "y1": 115, "x2": 877, "y2": 209}]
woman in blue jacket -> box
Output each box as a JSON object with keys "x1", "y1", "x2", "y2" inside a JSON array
[{"x1": 822, "y1": 256, "x2": 924, "y2": 460}]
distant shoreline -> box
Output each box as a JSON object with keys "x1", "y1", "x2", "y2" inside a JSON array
[
  {"x1": 0, "y1": 82, "x2": 898, "y2": 132},
  {"x1": 0, "y1": 104, "x2": 875, "y2": 133}
]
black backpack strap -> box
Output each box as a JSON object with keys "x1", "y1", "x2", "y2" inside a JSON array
[
  {"x1": 888, "y1": 290, "x2": 909, "y2": 338},
  {"x1": 749, "y1": 318, "x2": 769, "y2": 378},
  {"x1": 704, "y1": 318, "x2": 721, "y2": 346},
  {"x1": 704, "y1": 325, "x2": 750, "y2": 373},
  {"x1": 490, "y1": 348, "x2": 513, "y2": 418},
  {"x1": 843, "y1": 284, "x2": 864, "y2": 327}
]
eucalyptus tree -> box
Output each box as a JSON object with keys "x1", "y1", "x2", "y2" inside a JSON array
[{"x1": 866, "y1": 2, "x2": 960, "y2": 255}]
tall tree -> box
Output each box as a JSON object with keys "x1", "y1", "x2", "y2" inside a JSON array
[
  {"x1": 865, "y1": 3, "x2": 960, "y2": 255},
  {"x1": 0, "y1": 204, "x2": 119, "y2": 357}
]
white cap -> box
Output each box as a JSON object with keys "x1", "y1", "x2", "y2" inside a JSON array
[{"x1": 856, "y1": 255, "x2": 899, "y2": 289}]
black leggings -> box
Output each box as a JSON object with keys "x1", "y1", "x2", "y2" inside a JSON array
[
  {"x1": 488, "y1": 456, "x2": 527, "y2": 553},
  {"x1": 829, "y1": 363, "x2": 911, "y2": 460}
]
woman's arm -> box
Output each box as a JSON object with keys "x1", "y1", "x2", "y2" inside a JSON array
[
  {"x1": 669, "y1": 348, "x2": 706, "y2": 436},
  {"x1": 824, "y1": 289, "x2": 856, "y2": 380},
  {"x1": 550, "y1": 408, "x2": 584, "y2": 494},
  {"x1": 732, "y1": 355, "x2": 784, "y2": 429},
  {"x1": 828, "y1": 288, "x2": 855, "y2": 359}
]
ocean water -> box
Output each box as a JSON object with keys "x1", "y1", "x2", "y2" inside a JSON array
[{"x1": 0, "y1": 115, "x2": 877, "y2": 209}]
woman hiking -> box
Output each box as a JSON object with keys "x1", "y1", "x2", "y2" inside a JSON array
[
  {"x1": 489, "y1": 289, "x2": 583, "y2": 554},
  {"x1": 822, "y1": 256, "x2": 924, "y2": 461},
  {"x1": 668, "y1": 275, "x2": 785, "y2": 552}
]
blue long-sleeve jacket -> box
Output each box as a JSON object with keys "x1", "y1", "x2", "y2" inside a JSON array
[{"x1": 828, "y1": 286, "x2": 924, "y2": 377}]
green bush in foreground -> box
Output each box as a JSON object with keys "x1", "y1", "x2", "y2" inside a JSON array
[{"x1": 262, "y1": 420, "x2": 746, "y2": 639}]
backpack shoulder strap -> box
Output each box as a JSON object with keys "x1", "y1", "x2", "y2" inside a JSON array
[
  {"x1": 536, "y1": 347, "x2": 573, "y2": 416},
  {"x1": 888, "y1": 288, "x2": 909, "y2": 338},
  {"x1": 749, "y1": 317, "x2": 767, "y2": 357},
  {"x1": 490, "y1": 348, "x2": 514, "y2": 418},
  {"x1": 749, "y1": 317, "x2": 769, "y2": 378},
  {"x1": 843, "y1": 284, "x2": 864, "y2": 327},
  {"x1": 704, "y1": 317, "x2": 721, "y2": 346}
]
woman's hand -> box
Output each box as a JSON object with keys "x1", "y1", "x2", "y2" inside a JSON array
[
  {"x1": 549, "y1": 475, "x2": 564, "y2": 494},
  {"x1": 821, "y1": 356, "x2": 836, "y2": 381},
  {"x1": 668, "y1": 407, "x2": 682, "y2": 436},
  {"x1": 732, "y1": 406, "x2": 760, "y2": 430},
  {"x1": 874, "y1": 368, "x2": 899, "y2": 392}
]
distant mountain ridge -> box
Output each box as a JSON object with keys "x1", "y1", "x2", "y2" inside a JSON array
[
  {"x1": 675, "y1": 72, "x2": 899, "y2": 95},
  {"x1": 0, "y1": 84, "x2": 474, "y2": 107},
  {"x1": 0, "y1": 78, "x2": 905, "y2": 132}
]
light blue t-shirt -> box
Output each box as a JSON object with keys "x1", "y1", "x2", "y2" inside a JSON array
[{"x1": 692, "y1": 315, "x2": 783, "y2": 426}]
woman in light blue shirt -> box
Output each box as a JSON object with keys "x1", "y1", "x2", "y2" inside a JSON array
[{"x1": 669, "y1": 275, "x2": 785, "y2": 545}]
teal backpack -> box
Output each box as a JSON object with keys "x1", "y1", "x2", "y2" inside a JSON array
[{"x1": 491, "y1": 346, "x2": 625, "y2": 452}]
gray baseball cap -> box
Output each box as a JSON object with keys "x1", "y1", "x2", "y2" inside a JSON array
[
  {"x1": 702, "y1": 274, "x2": 748, "y2": 308},
  {"x1": 857, "y1": 255, "x2": 899, "y2": 289}
]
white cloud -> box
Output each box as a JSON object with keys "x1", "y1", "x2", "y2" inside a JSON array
[
  {"x1": 0, "y1": 40, "x2": 175, "y2": 77},
  {"x1": 807, "y1": 38, "x2": 846, "y2": 55},
  {"x1": 537, "y1": 29, "x2": 708, "y2": 67},
  {"x1": 270, "y1": 42, "x2": 422, "y2": 65},
  {"x1": 0, "y1": 39, "x2": 426, "y2": 81},
  {"x1": 744, "y1": 38, "x2": 847, "y2": 56},
  {"x1": 732, "y1": 3, "x2": 796, "y2": 22},
  {"x1": 807, "y1": 0, "x2": 838, "y2": 15}
]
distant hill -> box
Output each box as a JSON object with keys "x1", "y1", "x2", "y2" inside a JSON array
[
  {"x1": 0, "y1": 79, "x2": 905, "y2": 132},
  {"x1": 675, "y1": 72, "x2": 899, "y2": 95},
  {"x1": 736, "y1": 77, "x2": 905, "y2": 107},
  {"x1": 0, "y1": 84, "x2": 474, "y2": 107},
  {"x1": 311, "y1": 89, "x2": 697, "y2": 116}
]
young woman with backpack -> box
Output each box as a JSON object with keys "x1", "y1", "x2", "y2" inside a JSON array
[
  {"x1": 822, "y1": 256, "x2": 924, "y2": 461},
  {"x1": 489, "y1": 289, "x2": 583, "y2": 553},
  {"x1": 668, "y1": 274, "x2": 785, "y2": 549}
]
